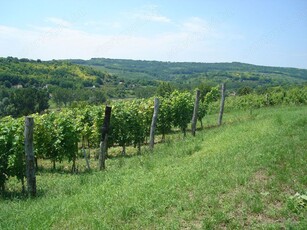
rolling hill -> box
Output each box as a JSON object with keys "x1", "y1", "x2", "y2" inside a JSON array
[
  {"x1": 0, "y1": 57, "x2": 117, "y2": 89},
  {"x1": 70, "y1": 58, "x2": 307, "y2": 91}
]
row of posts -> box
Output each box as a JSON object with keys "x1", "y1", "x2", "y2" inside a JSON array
[
  {"x1": 24, "y1": 105, "x2": 113, "y2": 197},
  {"x1": 148, "y1": 82, "x2": 226, "y2": 146},
  {"x1": 23, "y1": 83, "x2": 226, "y2": 197}
]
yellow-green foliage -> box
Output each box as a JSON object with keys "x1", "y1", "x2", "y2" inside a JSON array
[{"x1": 0, "y1": 57, "x2": 109, "y2": 87}]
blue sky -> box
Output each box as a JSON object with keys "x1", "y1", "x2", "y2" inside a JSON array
[{"x1": 0, "y1": 0, "x2": 306, "y2": 68}]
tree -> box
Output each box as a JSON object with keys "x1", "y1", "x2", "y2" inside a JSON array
[
  {"x1": 88, "y1": 89, "x2": 107, "y2": 105},
  {"x1": 51, "y1": 87, "x2": 74, "y2": 107},
  {"x1": 156, "y1": 82, "x2": 174, "y2": 97},
  {"x1": 1, "y1": 88, "x2": 50, "y2": 117},
  {"x1": 238, "y1": 86, "x2": 253, "y2": 96}
]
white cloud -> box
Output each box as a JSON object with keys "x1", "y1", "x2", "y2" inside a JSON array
[
  {"x1": 0, "y1": 24, "x2": 194, "y2": 60},
  {"x1": 180, "y1": 17, "x2": 221, "y2": 39},
  {"x1": 129, "y1": 4, "x2": 171, "y2": 23},
  {"x1": 0, "y1": 25, "x2": 19, "y2": 34},
  {"x1": 135, "y1": 13, "x2": 171, "y2": 23},
  {"x1": 45, "y1": 17, "x2": 72, "y2": 27},
  {"x1": 182, "y1": 17, "x2": 208, "y2": 32},
  {"x1": 83, "y1": 20, "x2": 122, "y2": 31},
  {"x1": 0, "y1": 14, "x2": 245, "y2": 63}
]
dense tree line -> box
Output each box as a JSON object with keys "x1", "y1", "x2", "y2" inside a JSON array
[
  {"x1": 70, "y1": 58, "x2": 307, "y2": 91},
  {"x1": 0, "y1": 57, "x2": 134, "y2": 116},
  {"x1": 0, "y1": 57, "x2": 111, "y2": 88},
  {"x1": 51, "y1": 87, "x2": 107, "y2": 107},
  {"x1": 0, "y1": 87, "x2": 49, "y2": 117},
  {"x1": 0, "y1": 86, "x2": 109, "y2": 117},
  {"x1": 2, "y1": 57, "x2": 306, "y2": 114}
]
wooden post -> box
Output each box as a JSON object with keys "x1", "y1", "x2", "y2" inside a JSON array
[
  {"x1": 82, "y1": 148, "x2": 91, "y2": 171},
  {"x1": 191, "y1": 90, "x2": 201, "y2": 136},
  {"x1": 218, "y1": 83, "x2": 226, "y2": 126},
  {"x1": 99, "y1": 106, "x2": 112, "y2": 170},
  {"x1": 149, "y1": 98, "x2": 159, "y2": 150},
  {"x1": 24, "y1": 117, "x2": 36, "y2": 197}
]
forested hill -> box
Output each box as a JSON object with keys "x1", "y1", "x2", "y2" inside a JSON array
[
  {"x1": 70, "y1": 58, "x2": 307, "y2": 90},
  {"x1": 0, "y1": 57, "x2": 122, "y2": 117},
  {"x1": 0, "y1": 57, "x2": 117, "y2": 89}
]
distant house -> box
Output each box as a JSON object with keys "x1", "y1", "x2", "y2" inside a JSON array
[{"x1": 13, "y1": 84, "x2": 23, "y2": 89}]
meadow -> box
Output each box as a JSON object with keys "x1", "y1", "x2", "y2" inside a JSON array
[{"x1": 1, "y1": 105, "x2": 306, "y2": 229}]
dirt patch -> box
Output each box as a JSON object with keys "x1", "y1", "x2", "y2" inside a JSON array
[
  {"x1": 250, "y1": 169, "x2": 270, "y2": 185},
  {"x1": 246, "y1": 213, "x2": 284, "y2": 227},
  {"x1": 180, "y1": 219, "x2": 202, "y2": 230},
  {"x1": 270, "y1": 201, "x2": 283, "y2": 210},
  {"x1": 281, "y1": 185, "x2": 295, "y2": 196},
  {"x1": 188, "y1": 191, "x2": 194, "y2": 201}
]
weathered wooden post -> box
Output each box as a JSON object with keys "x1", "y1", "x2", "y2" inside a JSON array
[
  {"x1": 191, "y1": 90, "x2": 201, "y2": 136},
  {"x1": 99, "y1": 106, "x2": 112, "y2": 170},
  {"x1": 82, "y1": 148, "x2": 91, "y2": 171},
  {"x1": 24, "y1": 117, "x2": 36, "y2": 197},
  {"x1": 149, "y1": 98, "x2": 159, "y2": 150},
  {"x1": 218, "y1": 83, "x2": 226, "y2": 126}
]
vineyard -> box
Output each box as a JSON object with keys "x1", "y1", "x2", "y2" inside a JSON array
[{"x1": 0, "y1": 85, "x2": 307, "y2": 194}]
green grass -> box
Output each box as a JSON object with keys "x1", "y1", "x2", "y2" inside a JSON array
[{"x1": 1, "y1": 106, "x2": 307, "y2": 229}]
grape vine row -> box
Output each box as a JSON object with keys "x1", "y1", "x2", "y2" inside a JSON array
[{"x1": 1, "y1": 85, "x2": 306, "y2": 192}]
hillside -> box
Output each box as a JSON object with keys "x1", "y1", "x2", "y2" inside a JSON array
[
  {"x1": 1, "y1": 106, "x2": 306, "y2": 229},
  {"x1": 70, "y1": 58, "x2": 307, "y2": 90},
  {"x1": 0, "y1": 57, "x2": 124, "y2": 116},
  {"x1": 0, "y1": 57, "x2": 117, "y2": 89},
  {"x1": 2, "y1": 56, "x2": 306, "y2": 98}
]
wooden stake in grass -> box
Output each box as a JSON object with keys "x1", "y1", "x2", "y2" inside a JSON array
[
  {"x1": 99, "y1": 106, "x2": 112, "y2": 170},
  {"x1": 149, "y1": 98, "x2": 159, "y2": 150},
  {"x1": 191, "y1": 90, "x2": 201, "y2": 136},
  {"x1": 218, "y1": 83, "x2": 226, "y2": 126},
  {"x1": 82, "y1": 148, "x2": 91, "y2": 171},
  {"x1": 24, "y1": 116, "x2": 36, "y2": 197}
]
